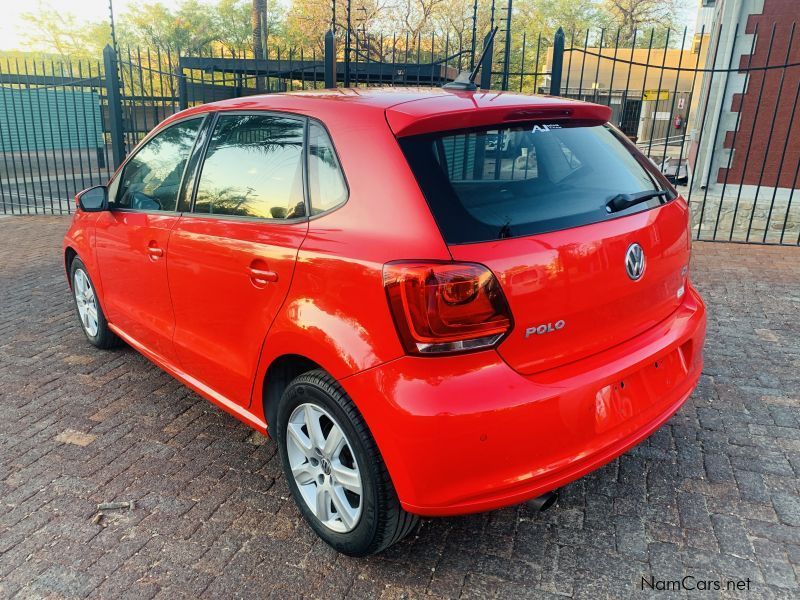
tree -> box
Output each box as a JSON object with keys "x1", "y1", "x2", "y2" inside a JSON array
[
  {"x1": 284, "y1": 0, "x2": 331, "y2": 52},
  {"x1": 216, "y1": 0, "x2": 253, "y2": 54},
  {"x1": 395, "y1": 0, "x2": 447, "y2": 41},
  {"x1": 434, "y1": 0, "x2": 474, "y2": 48},
  {"x1": 17, "y1": 0, "x2": 693, "y2": 63},
  {"x1": 285, "y1": 0, "x2": 387, "y2": 54},
  {"x1": 120, "y1": 1, "x2": 219, "y2": 54},
  {"x1": 516, "y1": 0, "x2": 598, "y2": 42},
  {"x1": 600, "y1": 0, "x2": 687, "y2": 46},
  {"x1": 252, "y1": 0, "x2": 267, "y2": 58},
  {"x1": 21, "y1": 3, "x2": 111, "y2": 59},
  {"x1": 247, "y1": 0, "x2": 287, "y2": 56}
]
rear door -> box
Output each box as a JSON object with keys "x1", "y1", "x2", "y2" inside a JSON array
[
  {"x1": 95, "y1": 117, "x2": 205, "y2": 362},
  {"x1": 398, "y1": 119, "x2": 691, "y2": 375},
  {"x1": 167, "y1": 113, "x2": 308, "y2": 407}
]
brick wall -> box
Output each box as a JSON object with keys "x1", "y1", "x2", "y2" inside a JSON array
[{"x1": 718, "y1": 0, "x2": 800, "y2": 187}]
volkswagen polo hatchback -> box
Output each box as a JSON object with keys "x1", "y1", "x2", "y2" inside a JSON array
[{"x1": 64, "y1": 88, "x2": 706, "y2": 556}]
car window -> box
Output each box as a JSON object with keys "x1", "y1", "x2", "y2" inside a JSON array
[
  {"x1": 193, "y1": 114, "x2": 306, "y2": 220},
  {"x1": 400, "y1": 123, "x2": 670, "y2": 244},
  {"x1": 436, "y1": 128, "x2": 585, "y2": 184},
  {"x1": 114, "y1": 119, "x2": 202, "y2": 211},
  {"x1": 307, "y1": 122, "x2": 347, "y2": 214}
]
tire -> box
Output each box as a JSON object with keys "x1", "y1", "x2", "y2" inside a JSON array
[
  {"x1": 69, "y1": 257, "x2": 119, "y2": 349},
  {"x1": 276, "y1": 369, "x2": 419, "y2": 556}
]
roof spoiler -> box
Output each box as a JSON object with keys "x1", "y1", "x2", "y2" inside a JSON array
[{"x1": 387, "y1": 102, "x2": 613, "y2": 138}]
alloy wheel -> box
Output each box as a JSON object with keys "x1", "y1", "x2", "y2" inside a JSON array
[
  {"x1": 285, "y1": 402, "x2": 363, "y2": 533},
  {"x1": 73, "y1": 268, "x2": 99, "y2": 337}
]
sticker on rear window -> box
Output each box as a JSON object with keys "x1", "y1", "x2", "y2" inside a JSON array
[{"x1": 531, "y1": 124, "x2": 563, "y2": 133}]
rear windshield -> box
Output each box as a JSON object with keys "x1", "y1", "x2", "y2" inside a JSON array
[{"x1": 399, "y1": 122, "x2": 674, "y2": 244}]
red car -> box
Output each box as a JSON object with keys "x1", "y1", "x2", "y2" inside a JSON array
[{"x1": 63, "y1": 88, "x2": 706, "y2": 556}]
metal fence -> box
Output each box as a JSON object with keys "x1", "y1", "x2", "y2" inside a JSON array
[
  {"x1": 546, "y1": 22, "x2": 800, "y2": 246},
  {"x1": 1, "y1": 10, "x2": 799, "y2": 246},
  {"x1": 0, "y1": 57, "x2": 114, "y2": 215}
]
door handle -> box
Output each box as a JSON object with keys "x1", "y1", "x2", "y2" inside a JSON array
[
  {"x1": 248, "y1": 265, "x2": 278, "y2": 286},
  {"x1": 147, "y1": 243, "x2": 164, "y2": 259}
]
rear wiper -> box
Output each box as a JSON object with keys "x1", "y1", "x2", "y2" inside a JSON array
[{"x1": 606, "y1": 189, "x2": 672, "y2": 213}]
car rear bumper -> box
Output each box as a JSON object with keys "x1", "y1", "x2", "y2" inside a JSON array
[{"x1": 341, "y1": 283, "x2": 706, "y2": 516}]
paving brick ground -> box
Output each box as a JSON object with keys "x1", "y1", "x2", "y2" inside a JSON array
[{"x1": 1, "y1": 216, "x2": 799, "y2": 599}]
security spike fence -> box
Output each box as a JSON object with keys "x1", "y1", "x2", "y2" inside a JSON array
[{"x1": 1, "y1": 14, "x2": 800, "y2": 246}]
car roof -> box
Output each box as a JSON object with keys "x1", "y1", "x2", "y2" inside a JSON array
[
  {"x1": 207, "y1": 87, "x2": 446, "y2": 111},
  {"x1": 170, "y1": 87, "x2": 611, "y2": 137},
  {"x1": 197, "y1": 86, "x2": 584, "y2": 110}
]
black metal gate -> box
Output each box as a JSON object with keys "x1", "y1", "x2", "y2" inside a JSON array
[{"x1": 0, "y1": 57, "x2": 114, "y2": 215}]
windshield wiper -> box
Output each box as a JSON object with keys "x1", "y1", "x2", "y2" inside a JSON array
[{"x1": 606, "y1": 189, "x2": 672, "y2": 214}]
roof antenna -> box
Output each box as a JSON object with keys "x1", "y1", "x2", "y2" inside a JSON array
[{"x1": 443, "y1": 27, "x2": 499, "y2": 91}]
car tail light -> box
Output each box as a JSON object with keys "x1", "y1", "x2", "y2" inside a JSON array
[{"x1": 383, "y1": 261, "x2": 513, "y2": 355}]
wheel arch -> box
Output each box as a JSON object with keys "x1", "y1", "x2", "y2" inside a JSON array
[
  {"x1": 63, "y1": 243, "x2": 107, "y2": 310},
  {"x1": 262, "y1": 354, "x2": 322, "y2": 431},
  {"x1": 64, "y1": 246, "x2": 78, "y2": 285},
  {"x1": 257, "y1": 350, "x2": 400, "y2": 494},
  {"x1": 252, "y1": 301, "x2": 403, "y2": 434}
]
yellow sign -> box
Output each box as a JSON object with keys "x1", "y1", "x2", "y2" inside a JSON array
[{"x1": 643, "y1": 90, "x2": 669, "y2": 101}]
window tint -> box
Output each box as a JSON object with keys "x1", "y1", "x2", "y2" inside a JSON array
[
  {"x1": 115, "y1": 119, "x2": 202, "y2": 211},
  {"x1": 194, "y1": 114, "x2": 306, "y2": 219},
  {"x1": 307, "y1": 122, "x2": 347, "y2": 214},
  {"x1": 400, "y1": 123, "x2": 672, "y2": 244}
]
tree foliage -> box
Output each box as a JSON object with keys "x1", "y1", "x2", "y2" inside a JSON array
[
  {"x1": 517, "y1": 0, "x2": 598, "y2": 42},
  {"x1": 120, "y1": 1, "x2": 220, "y2": 54},
  {"x1": 16, "y1": 0, "x2": 692, "y2": 61},
  {"x1": 20, "y1": 3, "x2": 111, "y2": 60},
  {"x1": 600, "y1": 0, "x2": 684, "y2": 46}
]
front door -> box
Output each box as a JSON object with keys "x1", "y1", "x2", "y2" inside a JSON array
[
  {"x1": 167, "y1": 113, "x2": 309, "y2": 406},
  {"x1": 94, "y1": 117, "x2": 204, "y2": 362}
]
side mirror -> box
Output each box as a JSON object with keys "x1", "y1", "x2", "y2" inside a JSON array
[{"x1": 76, "y1": 185, "x2": 108, "y2": 212}]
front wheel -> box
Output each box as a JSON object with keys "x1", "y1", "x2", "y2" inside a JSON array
[
  {"x1": 69, "y1": 257, "x2": 119, "y2": 349},
  {"x1": 276, "y1": 370, "x2": 419, "y2": 556}
]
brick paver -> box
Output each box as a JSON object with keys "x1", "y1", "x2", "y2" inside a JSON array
[{"x1": 1, "y1": 216, "x2": 799, "y2": 599}]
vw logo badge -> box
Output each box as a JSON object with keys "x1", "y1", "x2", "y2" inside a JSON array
[
  {"x1": 625, "y1": 243, "x2": 646, "y2": 281},
  {"x1": 320, "y1": 458, "x2": 332, "y2": 475}
]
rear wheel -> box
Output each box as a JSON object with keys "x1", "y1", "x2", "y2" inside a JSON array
[
  {"x1": 70, "y1": 257, "x2": 119, "y2": 349},
  {"x1": 276, "y1": 369, "x2": 419, "y2": 556}
]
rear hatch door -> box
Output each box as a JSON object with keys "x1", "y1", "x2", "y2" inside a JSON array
[
  {"x1": 394, "y1": 97, "x2": 690, "y2": 374},
  {"x1": 449, "y1": 202, "x2": 690, "y2": 374}
]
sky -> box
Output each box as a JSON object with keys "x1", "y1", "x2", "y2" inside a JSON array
[{"x1": 1, "y1": 0, "x2": 698, "y2": 52}]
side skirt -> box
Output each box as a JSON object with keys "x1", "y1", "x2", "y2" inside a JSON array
[{"x1": 109, "y1": 324, "x2": 269, "y2": 435}]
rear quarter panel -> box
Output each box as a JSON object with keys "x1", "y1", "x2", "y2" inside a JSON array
[{"x1": 252, "y1": 104, "x2": 451, "y2": 415}]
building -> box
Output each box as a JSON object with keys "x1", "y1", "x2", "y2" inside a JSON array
[
  {"x1": 690, "y1": 0, "x2": 800, "y2": 195},
  {"x1": 545, "y1": 45, "x2": 707, "y2": 149}
]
